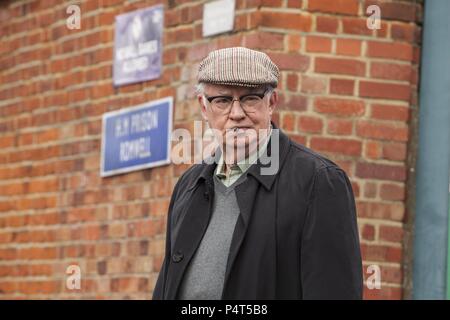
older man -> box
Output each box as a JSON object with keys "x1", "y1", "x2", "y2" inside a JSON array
[{"x1": 153, "y1": 47, "x2": 363, "y2": 300}]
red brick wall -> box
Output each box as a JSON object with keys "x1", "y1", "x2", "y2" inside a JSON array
[{"x1": 0, "y1": 0, "x2": 422, "y2": 299}]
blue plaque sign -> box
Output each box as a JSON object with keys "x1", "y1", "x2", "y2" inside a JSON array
[
  {"x1": 101, "y1": 97, "x2": 173, "y2": 177},
  {"x1": 113, "y1": 4, "x2": 163, "y2": 86}
]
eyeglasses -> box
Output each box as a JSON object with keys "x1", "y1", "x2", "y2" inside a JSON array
[{"x1": 203, "y1": 89, "x2": 271, "y2": 114}]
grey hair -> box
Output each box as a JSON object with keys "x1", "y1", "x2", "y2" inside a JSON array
[
  {"x1": 195, "y1": 82, "x2": 206, "y2": 94},
  {"x1": 263, "y1": 84, "x2": 276, "y2": 94}
]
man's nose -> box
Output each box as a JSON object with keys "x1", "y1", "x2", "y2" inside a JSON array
[{"x1": 228, "y1": 100, "x2": 246, "y2": 120}]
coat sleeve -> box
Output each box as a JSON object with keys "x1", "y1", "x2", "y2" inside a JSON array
[
  {"x1": 300, "y1": 166, "x2": 363, "y2": 299},
  {"x1": 152, "y1": 180, "x2": 181, "y2": 300}
]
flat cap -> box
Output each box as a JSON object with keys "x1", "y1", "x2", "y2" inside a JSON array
[{"x1": 198, "y1": 47, "x2": 280, "y2": 88}]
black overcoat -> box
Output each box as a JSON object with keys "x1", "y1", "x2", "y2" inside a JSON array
[{"x1": 153, "y1": 123, "x2": 363, "y2": 299}]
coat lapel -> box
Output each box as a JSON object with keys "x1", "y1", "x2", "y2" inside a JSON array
[
  {"x1": 221, "y1": 176, "x2": 260, "y2": 299},
  {"x1": 221, "y1": 124, "x2": 291, "y2": 297},
  {"x1": 164, "y1": 163, "x2": 216, "y2": 299}
]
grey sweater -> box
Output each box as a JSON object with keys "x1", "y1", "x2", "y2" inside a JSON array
[{"x1": 177, "y1": 173, "x2": 247, "y2": 299}]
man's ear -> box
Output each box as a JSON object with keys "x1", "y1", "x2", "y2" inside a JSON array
[
  {"x1": 198, "y1": 95, "x2": 209, "y2": 121},
  {"x1": 268, "y1": 90, "x2": 278, "y2": 116}
]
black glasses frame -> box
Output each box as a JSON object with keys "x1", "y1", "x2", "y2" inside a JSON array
[{"x1": 204, "y1": 89, "x2": 269, "y2": 105}]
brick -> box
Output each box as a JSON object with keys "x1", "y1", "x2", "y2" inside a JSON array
[
  {"x1": 316, "y1": 16, "x2": 339, "y2": 33},
  {"x1": 309, "y1": 0, "x2": 359, "y2": 15},
  {"x1": 364, "y1": 182, "x2": 377, "y2": 198},
  {"x1": 371, "y1": 104, "x2": 410, "y2": 122},
  {"x1": 0, "y1": 182, "x2": 25, "y2": 196},
  {"x1": 356, "y1": 120, "x2": 409, "y2": 142},
  {"x1": 364, "y1": 0, "x2": 419, "y2": 23},
  {"x1": 361, "y1": 224, "x2": 375, "y2": 241},
  {"x1": 379, "y1": 225, "x2": 404, "y2": 243},
  {"x1": 357, "y1": 201, "x2": 405, "y2": 221},
  {"x1": 243, "y1": 32, "x2": 284, "y2": 50},
  {"x1": 0, "y1": 281, "x2": 17, "y2": 294},
  {"x1": 19, "y1": 280, "x2": 59, "y2": 294},
  {"x1": 187, "y1": 42, "x2": 218, "y2": 61},
  {"x1": 375, "y1": 21, "x2": 389, "y2": 38},
  {"x1": 370, "y1": 62, "x2": 412, "y2": 81},
  {"x1": 111, "y1": 277, "x2": 142, "y2": 293},
  {"x1": 269, "y1": 52, "x2": 310, "y2": 71},
  {"x1": 383, "y1": 142, "x2": 407, "y2": 161},
  {"x1": 17, "y1": 196, "x2": 57, "y2": 210},
  {"x1": 336, "y1": 39, "x2": 361, "y2": 56},
  {"x1": 367, "y1": 41, "x2": 413, "y2": 61},
  {"x1": 128, "y1": 220, "x2": 161, "y2": 238},
  {"x1": 281, "y1": 113, "x2": 296, "y2": 132},
  {"x1": 287, "y1": 0, "x2": 302, "y2": 8},
  {"x1": 297, "y1": 116, "x2": 323, "y2": 133},
  {"x1": 364, "y1": 286, "x2": 402, "y2": 300},
  {"x1": 327, "y1": 119, "x2": 353, "y2": 135},
  {"x1": 306, "y1": 36, "x2": 332, "y2": 53},
  {"x1": 368, "y1": 264, "x2": 403, "y2": 285},
  {"x1": 278, "y1": 94, "x2": 308, "y2": 112},
  {"x1": 381, "y1": 266, "x2": 403, "y2": 284},
  {"x1": 359, "y1": 81, "x2": 411, "y2": 102},
  {"x1": 342, "y1": 17, "x2": 372, "y2": 35},
  {"x1": 314, "y1": 98, "x2": 365, "y2": 117},
  {"x1": 248, "y1": 11, "x2": 262, "y2": 29},
  {"x1": 0, "y1": 248, "x2": 17, "y2": 260},
  {"x1": 28, "y1": 212, "x2": 59, "y2": 226},
  {"x1": 261, "y1": 0, "x2": 283, "y2": 6},
  {"x1": 287, "y1": 34, "x2": 301, "y2": 52},
  {"x1": 286, "y1": 73, "x2": 298, "y2": 91},
  {"x1": 365, "y1": 140, "x2": 382, "y2": 159},
  {"x1": 300, "y1": 75, "x2": 326, "y2": 94},
  {"x1": 219, "y1": 36, "x2": 245, "y2": 51},
  {"x1": 380, "y1": 183, "x2": 406, "y2": 201},
  {"x1": 150, "y1": 200, "x2": 170, "y2": 218},
  {"x1": 330, "y1": 78, "x2": 354, "y2": 95},
  {"x1": 3, "y1": 215, "x2": 26, "y2": 227},
  {"x1": 310, "y1": 137, "x2": 362, "y2": 156},
  {"x1": 360, "y1": 243, "x2": 402, "y2": 263},
  {"x1": 166, "y1": 7, "x2": 182, "y2": 27},
  {"x1": 36, "y1": 128, "x2": 60, "y2": 144},
  {"x1": 391, "y1": 23, "x2": 416, "y2": 42},
  {"x1": 356, "y1": 162, "x2": 407, "y2": 181},
  {"x1": 0, "y1": 135, "x2": 15, "y2": 148},
  {"x1": 315, "y1": 57, "x2": 365, "y2": 76},
  {"x1": 260, "y1": 11, "x2": 312, "y2": 31},
  {"x1": 18, "y1": 247, "x2": 58, "y2": 260},
  {"x1": 234, "y1": 14, "x2": 248, "y2": 32},
  {"x1": 28, "y1": 178, "x2": 59, "y2": 193},
  {"x1": 109, "y1": 223, "x2": 127, "y2": 239}
]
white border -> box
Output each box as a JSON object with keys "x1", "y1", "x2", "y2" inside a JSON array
[{"x1": 100, "y1": 96, "x2": 173, "y2": 178}]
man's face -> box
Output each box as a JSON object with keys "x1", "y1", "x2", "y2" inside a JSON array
[{"x1": 198, "y1": 83, "x2": 278, "y2": 161}]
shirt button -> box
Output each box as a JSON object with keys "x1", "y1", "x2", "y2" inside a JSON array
[{"x1": 172, "y1": 251, "x2": 184, "y2": 263}]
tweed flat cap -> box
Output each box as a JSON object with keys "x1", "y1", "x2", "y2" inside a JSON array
[{"x1": 198, "y1": 47, "x2": 280, "y2": 88}]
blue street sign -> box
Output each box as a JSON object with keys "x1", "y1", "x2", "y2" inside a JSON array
[
  {"x1": 101, "y1": 97, "x2": 173, "y2": 177},
  {"x1": 113, "y1": 4, "x2": 163, "y2": 86}
]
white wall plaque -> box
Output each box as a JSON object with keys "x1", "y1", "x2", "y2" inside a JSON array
[{"x1": 202, "y1": 0, "x2": 236, "y2": 37}]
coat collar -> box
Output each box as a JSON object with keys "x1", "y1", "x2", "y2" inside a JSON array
[{"x1": 189, "y1": 121, "x2": 291, "y2": 191}]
